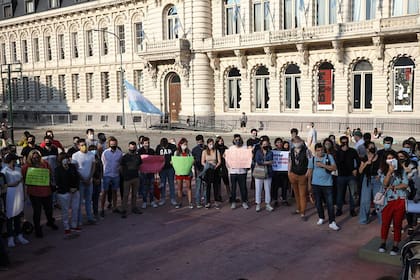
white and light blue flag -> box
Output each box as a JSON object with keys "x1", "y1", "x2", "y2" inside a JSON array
[{"x1": 124, "y1": 80, "x2": 163, "y2": 115}]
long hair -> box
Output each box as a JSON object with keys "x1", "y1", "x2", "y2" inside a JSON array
[
  {"x1": 206, "y1": 138, "x2": 215, "y2": 155},
  {"x1": 26, "y1": 149, "x2": 44, "y2": 166},
  {"x1": 379, "y1": 150, "x2": 403, "y2": 178},
  {"x1": 176, "y1": 138, "x2": 190, "y2": 154}
]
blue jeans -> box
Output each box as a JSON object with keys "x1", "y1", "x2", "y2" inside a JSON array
[
  {"x1": 58, "y1": 192, "x2": 80, "y2": 230},
  {"x1": 79, "y1": 182, "x2": 93, "y2": 223},
  {"x1": 92, "y1": 181, "x2": 101, "y2": 216},
  {"x1": 159, "y1": 168, "x2": 175, "y2": 201},
  {"x1": 359, "y1": 175, "x2": 382, "y2": 224},
  {"x1": 140, "y1": 173, "x2": 154, "y2": 203},
  {"x1": 230, "y1": 173, "x2": 248, "y2": 203},
  {"x1": 102, "y1": 176, "x2": 120, "y2": 191},
  {"x1": 336, "y1": 175, "x2": 358, "y2": 212},
  {"x1": 195, "y1": 172, "x2": 206, "y2": 204},
  {"x1": 312, "y1": 185, "x2": 335, "y2": 224}
]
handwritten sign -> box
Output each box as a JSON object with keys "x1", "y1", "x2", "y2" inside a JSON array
[
  {"x1": 171, "y1": 156, "x2": 194, "y2": 175},
  {"x1": 25, "y1": 167, "x2": 50, "y2": 186},
  {"x1": 272, "y1": 151, "x2": 289, "y2": 171},
  {"x1": 224, "y1": 147, "x2": 253, "y2": 169},
  {"x1": 140, "y1": 155, "x2": 165, "y2": 173}
]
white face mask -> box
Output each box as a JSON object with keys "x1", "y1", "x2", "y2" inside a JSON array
[
  {"x1": 294, "y1": 142, "x2": 302, "y2": 149},
  {"x1": 208, "y1": 144, "x2": 214, "y2": 150},
  {"x1": 181, "y1": 144, "x2": 187, "y2": 150}
]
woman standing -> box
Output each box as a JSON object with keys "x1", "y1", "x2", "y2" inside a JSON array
[
  {"x1": 378, "y1": 150, "x2": 408, "y2": 256},
  {"x1": 358, "y1": 142, "x2": 381, "y2": 224},
  {"x1": 215, "y1": 136, "x2": 230, "y2": 202},
  {"x1": 254, "y1": 139, "x2": 274, "y2": 212},
  {"x1": 174, "y1": 138, "x2": 193, "y2": 209},
  {"x1": 3, "y1": 153, "x2": 29, "y2": 247},
  {"x1": 201, "y1": 138, "x2": 221, "y2": 209},
  {"x1": 398, "y1": 150, "x2": 417, "y2": 235},
  {"x1": 22, "y1": 150, "x2": 58, "y2": 238}
]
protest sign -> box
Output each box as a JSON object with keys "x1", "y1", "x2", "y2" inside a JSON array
[
  {"x1": 272, "y1": 151, "x2": 289, "y2": 171},
  {"x1": 25, "y1": 167, "x2": 50, "y2": 186},
  {"x1": 224, "y1": 147, "x2": 252, "y2": 169},
  {"x1": 140, "y1": 155, "x2": 165, "y2": 173},
  {"x1": 171, "y1": 156, "x2": 194, "y2": 175}
]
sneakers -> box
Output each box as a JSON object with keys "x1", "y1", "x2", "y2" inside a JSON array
[
  {"x1": 317, "y1": 219, "x2": 324, "y2": 225},
  {"x1": 256, "y1": 204, "x2": 261, "y2": 212},
  {"x1": 205, "y1": 203, "x2": 211, "y2": 209},
  {"x1": 158, "y1": 199, "x2": 166, "y2": 206},
  {"x1": 71, "y1": 227, "x2": 82, "y2": 233},
  {"x1": 188, "y1": 203, "x2": 194, "y2": 209},
  {"x1": 196, "y1": 204, "x2": 203, "y2": 209},
  {"x1": 242, "y1": 202, "x2": 249, "y2": 209},
  {"x1": 16, "y1": 234, "x2": 29, "y2": 245},
  {"x1": 390, "y1": 246, "x2": 399, "y2": 256},
  {"x1": 7, "y1": 237, "x2": 15, "y2": 248},
  {"x1": 141, "y1": 202, "x2": 147, "y2": 209},
  {"x1": 231, "y1": 202, "x2": 236, "y2": 209},
  {"x1": 378, "y1": 243, "x2": 386, "y2": 253},
  {"x1": 170, "y1": 199, "x2": 178, "y2": 206},
  {"x1": 151, "y1": 201, "x2": 158, "y2": 208},
  {"x1": 214, "y1": 203, "x2": 220, "y2": 210},
  {"x1": 175, "y1": 203, "x2": 182, "y2": 209},
  {"x1": 266, "y1": 205, "x2": 274, "y2": 212},
  {"x1": 329, "y1": 221, "x2": 340, "y2": 231}
]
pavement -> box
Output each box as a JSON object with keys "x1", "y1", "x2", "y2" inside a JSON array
[{"x1": 0, "y1": 126, "x2": 406, "y2": 280}]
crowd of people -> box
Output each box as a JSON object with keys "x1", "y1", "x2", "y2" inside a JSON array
[{"x1": 0, "y1": 124, "x2": 419, "y2": 270}]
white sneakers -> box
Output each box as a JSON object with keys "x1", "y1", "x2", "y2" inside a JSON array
[
  {"x1": 170, "y1": 199, "x2": 178, "y2": 206},
  {"x1": 317, "y1": 219, "x2": 324, "y2": 225},
  {"x1": 231, "y1": 202, "x2": 236, "y2": 209},
  {"x1": 7, "y1": 237, "x2": 15, "y2": 247},
  {"x1": 242, "y1": 202, "x2": 249, "y2": 209},
  {"x1": 266, "y1": 205, "x2": 274, "y2": 212},
  {"x1": 256, "y1": 204, "x2": 261, "y2": 212},
  {"x1": 8, "y1": 234, "x2": 29, "y2": 247},
  {"x1": 329, "y1": 221, "x2": 340, "y2": 231},
  {"x1": 158, "y1": 199, "x2": 166, "y2": 206},
  {"x1": 17, "y1": 234, "x2": 29, "y2": 244},
  {"x1": 151, "y1": 201, "x2": 158, "y2": 208},
  {"x1": 141, "y1": 202, "x2": 147, "y2": 209}
]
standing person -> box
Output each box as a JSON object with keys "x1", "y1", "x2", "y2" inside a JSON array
[
  {"x1": 138, "y1": 137, "x2": 157, "y2": 209},
  {"x1": 155, "y1": 138, "x2": 177, "y2": 206},
  {"x1": 67, "y1": 136, "x2": 81, "y2": 157},
  {"x1": 100, "y1": 136, "x2": 123, "y2": 217},
  {"x1": 174, "y1": 138, "x2": 193, "y2": 209},
  {"x1": 55, "y1": 152, "x2": 80, "y2": 237},
  {"x1": 306, "y1": 122, "x2": 317, "y2": 153},
  {"x1": 254, "y1": 139, "x2": 274, "y2": 212},
  {"x1": 323, "y1": 138, "x2": 338, "y2": 205},
  {"x1": 71, "y1": 139, "x2": 96, "y2": 225},
  {"x1": 120, "y1": 141, "x2": 142, "y2": 218},
  {"x1": 88, "y1": 145, "x2": 102, "y2": 220},
  {"x1": 191, "y1": 135, "x2": 205, "y2": 208},
  {"x1": 86, "y1": 128, "x2": 99, "y2": 148},
  {"x1": 290, "y1": 128, "x2": 299, "y2": 149},
  {"x1": 377, "y1": 136, "x2": 395, "y2": 163},
  {"x1": 215, "y1": 136, "x2": 230, "y2": 202},
  {"x1": 40, "y1": 130, "x2": 64, "y2": 152},
  {"x1": 353, "y1": 130, "x2": 366, "y2": 158},
  {"x1": 20, "y1": 134, "x2": 41, "y2": 164},
  {"x1": 97, "y1": 132, "x2": 107, "y2": 156},
  {"x1": 335, "y1": 135, "x2": 360, "y2": 217},
  {"x1": 358, "y1": 142, "x2": 382, "y2": 225},
  {"x1": 22, "y1": 150, "x2": 58, "y2": 238},
  {"x1": 247, "y1": 128, "x2": 260, "y2": 191},
  {"x1": 271, "y1": 138, "x2": 290, "y2": 206},
  {"x1": 3, "y1": 153, "x2": 29, "y2": 246},
  {"x1": 378, "y1": 150, "x2": 408, "y2": 256},
  {"x1": 288, "y1": 136, "x2": 311, "y2": 221},
  {"x1": 40, "y1": 135, "x2": 59, "y2": 209},
  {"x1": 240, "y1": 112, "x2": 248, "y2": 132},
  {"x1": 307, "y1": 143, "x2": 340, "y2": 230},
  {"x1": 201, "y1": 138, "x2": 221, "y2": 209}
]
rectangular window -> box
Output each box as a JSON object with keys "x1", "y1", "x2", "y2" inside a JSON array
[
  {"x1": 46, "y1": 75, "x2": 53, "y2": 101},
  {"x1": 352, "y1": 0, "x2": 376, "y2": 21},
  {"x1": 135, "y1": 23, "x2": 144, "y2": 52},
  {"x1": 134, "y1": 70, "x2": 144, "y2": 91},
  {"x1": 392, "y1": 0, "x2": 418, "y2": 16},
  {"x1": 393, "y1": 66, "x2": 414, "y2": 111},
  {"x1": 255, "y1": 77, "x2": 269, "y2": 109},
  {"x1": 317, "y1": 0, "x2": 336, "y2": 25},
  {"x1": 228, "y1": 79, "x2": 241, "y2": 109},
  {"x1": 25, "y1": 0, "x2": 35, "y2": 13},
  {"x1": 22, "y1": 40, "x2": 28, "y2": 63},
  {"x1": 86, "y1": 30, "x2": 93, "y2": 57},
  {"x1": 254, "y1": 1, "x2": 271, "y2": 32},
  {"x1": 34, "y1": 76, "x2": 40, "y2": 101},
  {"x1": 365, "y1": 74, "x2": 372, "y2": 109},
  {"x1": 10, "y1": 41, "x2": 17, "y2": 63},
  {"x1": 3, "y1": 5, "x2": 12, "y2": 18},
  {"x1": 116, "y1": 71, "x2": 125, "y2": 102},
  {"x1": 72, "y1": 74, "x2": 80, "y2": 101},
  {"x1": 285, "y1": 75, "x2": 300, "y2": 109},
  {"x1": 22, "y1": 77, "x2": 29, "y2": 101},
  {"x1": 45, "y1": 36, "x2": 52, "y2": 61},
  {"x1": 58, "y1": 74, "x2": 66, "y2": 101},
  {"x1": 1, "y1": 43, "x2": 6, "y2": 64},
  {"x1": 101, "y1": 28, "x2": 108, "y2": 56},
  {"x1": 2, "y1": 78, "x2": 7, "y2": 103},
  {"x1": 353, "y1": 74, "x2": 361, "y2": 109},
  {"x1": 49, "y1": 0, "x2": 60, "y2": 8},
  {"x1": 86, "y1": 73, "x2": 93, "y2": 101},
  {"x1": 226, "y1": 3, "x2": 241, "y2": 35},
  {"x1": 58, "y1": 34, "x2": 65, "y2": 60},
  {"x1": 33, "y1": 38, "x2": 39, "y2": 62},
  {"x1": 11, "y1": 78, "x2": 18, "y2": 102},
  {"x1": 101, "y1": 72, "x2": 110, "y2": 101},
  {"x1": 71, "y1": 32, "x2": 79, "y2": 58},
  {"x1": 117, "y1": 25, "x2": 125, "y2": 54}
]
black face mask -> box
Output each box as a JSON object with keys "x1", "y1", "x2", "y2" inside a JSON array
[
  {"x1": 368, "y1": 148, "x2": 376, "y2": 153},
  {"x1": 110, "y1": 146, "x2": 117, "y2": 150},
  {"x1": 262, "y1": 146, "x2": 269, "y2": 150},
  {"x1": 28, "y1": 140, "x2": 35, "y2": 145},
  {"x1": 45, "y1": 142, "x2": 52, "y2": 147},
  {"x1": 128, "y1": 149, "x2": 136, "y2": 154}
]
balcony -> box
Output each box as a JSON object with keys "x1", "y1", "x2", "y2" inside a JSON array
[{"x1": 140, "y1": 38, "x2": 191, "y2": 62}]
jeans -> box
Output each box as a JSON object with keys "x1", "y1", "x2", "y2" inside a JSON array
[
  {"x1": 312, "y1": 185, "x2": 335, "y2": 224},
  {"x1": 29, "y1": 195, "x2": 54, "y2": 232},
  {"x1": 255, "y1": 177, "x2": 272, "y2": 204},
  {"x1": 7, "y1": 212, "x2": 23, "y2": 237},
  {"x1": 159, "y1": 168, "x2": 175, "y2": 201},
  {"x1": 140, "y1": 173, "x2": 154, "y2": 203},
  {"x1": 79, "y1": 182, "x2": 94, "y2": 222},
  {"x1": 359, "y1": 175, "x2": 382, "y2": 224},
  {"x1": 57, "y1": 192, "x2": 80, "y2": 230},
  {"x1": 92, "y1": 181, "x2": 101, "y2": 216},
  {"x1": 336, "y1": 175, "x2": 358, "y2": 212},
  {"x1": 122, "y1": 178, "x2": 139, "y2": 211},
  {"x1": 230, "y1": 173, "x2": 248, "y2": 203},
  {"x1": 271, "y1": 171, "x2": 289, "y2": 201},
  {"x1": 194, "y1": 171, "x2": 206, "y2": 204}
]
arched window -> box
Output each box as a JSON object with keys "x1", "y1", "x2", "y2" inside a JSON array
[
  {"x1": 317, "y1": 0, "x2": 336, "y2": 26},
  {"x1": 393, "y1": 57, "x2": 415, "y2": 111},
  {"x1": 253, "y1": 0, "x2": 270, "y2": 32},
  {"x1": 352, "y1": 60, "x2": 373, "y2": 111},
  {"x1": 225, "y1": 0, "x2": 241, "y2": 35},
  {"x1": 227, "y1": 68, "x2": 241, "y2": 110},
  {"x1": 318, "y1": 62, "x2": 334, "y2": 110},
  {"x1": 352, "y1": 0, "x2": 376, "y2": 21},
  {"x1": 166, "y1": 5, "x2": 180, "y2": 39},
  {"x1": 255, "y1": 66, "x2": 269, "y2": 110},
  {"x1": 285, "y1": 64, "x2": 301, "y2": 110}
]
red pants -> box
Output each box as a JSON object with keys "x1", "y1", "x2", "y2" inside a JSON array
[{"x1": 381, "y1": 199, "x2": 406, "y2": 242}]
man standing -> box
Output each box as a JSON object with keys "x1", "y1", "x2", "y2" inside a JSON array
[
  {"x1": 155, "y1": 138, "x2": 177, "y2": 206},
  {"x1": 41, "y1": 135, "x2": 59, "y2": 209},
  {"x1": 247, "y1": 128, "x2": 260, "y2": 190},
  {"x1": 120, "y1": 141, "x2": 142, "y2": 218},
  {"x1": 72, "y1": 138, "x2": 96, "y2": 225},
  {"x1": 192, "y1": 135, "x2": 205, "y2": 208},
  {"x1": 240, "y1": 112, "x2": 248, "y2": 132},
  {"x1": 138, "y1": 137, "x2": 157, "y2": 209},
  {"x1": 306, "y1": 122, "x2": 317, "y2": 153},
  {"x1": 86, "y1": 128, "x2": 99, "y2": 148},
  {"x1": 100, "y1": 136, "x2": 123, "y2": 217},
  {"x1": 40, "y1": 130, "x2": 64, "y2": 153},
  {"x1": 21, "y1": 134, "x2": 41, "y2": 164},
  {"x1": 353, "y1": 130, "x2": 366, "y2": 158}
]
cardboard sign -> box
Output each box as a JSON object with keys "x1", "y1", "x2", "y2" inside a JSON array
[
  {"x1": 25, "y1": 167, "x2": 50, "y2": 186},
  {"x1": 171, "y1": 156, "x2": 194, "y2": 175},
  {"x1": 140, "y1": 155, "x2": 165, "y2": 173},
  {"x1": 224, "y1": 147, "x2": 252, "y2": 169},
  {"x1": 272, "y1": 151, "x2": 289, "y2": 171}
]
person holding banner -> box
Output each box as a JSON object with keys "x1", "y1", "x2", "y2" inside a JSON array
[
  {"x1": 138, "y1": 137, "x2": 157, "y2": 209},
  {"x1": 22, "y1": 149, "x2": 58, "y2": 238},
  {"x1": 155, "y1": 138, "x2": 177, "y2": 206},
  {"x1": 271, "y1": 138, "x2": 290, "y2": 207},
  {"x1": 254, "y1": 139, "x2": 274, "y2": 212},
  {"x1": 173, "y1": 138, "x2": 193, "y2": 209},
  {"x1": 201, "y1": 138, "x2": 221, "y2": 209}
]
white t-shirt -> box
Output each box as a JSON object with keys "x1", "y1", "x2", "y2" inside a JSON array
[
  {"x1": 72, "y1": 151, "x2": 95, "y2": 180},
  {"x1": 2, "y1": 166, "x2": 24, "y2": 218}
]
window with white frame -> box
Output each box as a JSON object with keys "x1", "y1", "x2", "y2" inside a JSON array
[
  {"x1": 86, "y1": 73, "x2": 93, "y2": 101},
  {"x1": 25, "y1": 0, "x2": 35, "y2": 13},
  {"x1": 317, "y1": 62, "x2": 334, "y2": 110},
  {"x1": 285, "y1": 64, "x2": 301, "y2": 110},
  {"x1": 71, "y1": 32, "x2": 78, "y2": 58},
  {"x1": 352, "y1": 60, "x2": 373, "y2": 110},
  {"x1": 134, "y1": 70, "x2": 144, "y2": 91},
  {"x1": 49, "y1": 0, "x2": 60, "y2": 8},
  {"x1": 46, "y1": 75, "x2": 53, "y2": 101},
  {"x1": 100, "y1": 28, "x2": 108, "y2": 56},
  {"x1": 167, "y1": 6, "x2": 180, "y2": 39},
  {"x1": 317, "y1": 0, "x2": 336, "y2": 25},
  {"x1": 135, "y1": 22, "x2": 144, "y2": 52},
  {"x1": 393, "y1": 57, "x2": 415, "y2": 111},
  {"x1": 58, "y1": 34, "x2": 65, "y2": 59},
  {"x1": 21, "y1": 39, "x2": 28, "y2": 63},
  {"x1": 352, "y1": 0, "x2": 376, "y2": 21},
  {"x1": 58, "y1": 74, "x2": 66, "y2": 101},
  {"x1": 253, "y1": 0, "x2": 271, "y2": 32},
  {"x1": 45, "y1": 36, "x2": 52, "y2": 61},
  {"x1": 34, "y1": 76, "x2": 40, "y2": 101},
  {"x1": 72, "y1": 73, "x2": 80, "y2": 101},
  {"x1": 227, "y1": 68, "x2": 241, "y2": 110},
  {"x1": 255, "y1": 66, "x2": 269, "y2": 110},
  {"x1": 284, "y1": 0, "x2": 303, "y2": 29},
  {"x1": 101, "y1": 72, "x2": 110, "y2": 101},
  {"x1": 117, "y1": 25, "x2": 125, "y2": 54},
  {"x1": 33, "y1": 37, "x2": 39, "y2": 62},
  {"x1": 225, "y1": 0, "x2": 241, "y2": 35},
  {"x1": 0, "y1": 43, "x2": 6, "y2": 64},
  {"x1": 22, "y1": 76, "x2": 29, "y2": 101},
  {"x1": 10, "y1": 41, "x2": 17, "y2": 63},
  {"x1": 86, "y1": 30, "x2": 93, "y2": 57},
  {"x1": 392, "y1": 0, "x2": 418, "y2": 16}
]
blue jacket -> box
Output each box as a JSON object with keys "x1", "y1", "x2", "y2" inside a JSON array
[{"x1": 255, "y1": 149, "x2": 273, "y2": 177}]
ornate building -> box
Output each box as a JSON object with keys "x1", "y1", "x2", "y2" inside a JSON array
[{"x1": 0, "y1": 0, "x2": 419, "y2": 133}]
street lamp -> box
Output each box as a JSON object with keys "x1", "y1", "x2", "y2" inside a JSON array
[
  {"x1": 0, "y1": 61, "x2": 22, "y2": 144},
  {"x1": 93, "y1": 28, "x2": 125, "y2": 129}
]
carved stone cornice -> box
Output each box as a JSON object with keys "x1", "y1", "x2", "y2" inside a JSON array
[
  {"x1": 207, "y1": 52, "x2": 220, "y2": 71},
  {"x1": 372, "y1": 36, "x2": 384, "y2": 60},
  {"x1": 296, "y1": 43, "x2": 309, "y2": 65},
  {"x1": 264, "y1": 47, "x2": 276, "y2": 67},
  {"x1": 331, "y1": 40, "x2": 344, "y2": 63},
  {"x1": 234, "y1": 49, "x2": 247, "y2": 70}
]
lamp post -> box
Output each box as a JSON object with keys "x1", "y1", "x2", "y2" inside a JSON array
[
  {"x1": 93, "y1": 28, "x2": 125, "y2": 129},
  {"x1": 1, "y1": 61, "x2": 22, "y2": 144}
]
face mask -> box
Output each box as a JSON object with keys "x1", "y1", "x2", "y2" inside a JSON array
[
  {"x1": 402, "y1": 147, "x2": 411, "y2": 154},
  {"x1": 262, "y1": 146, "x2": 269, "y2": 150},
  {"x1": 384, "y1": 143, "x2": 391, "y2": 150},
  {"x1": 294, "y1": 142, "x2": 302, "y2": 149},
  {"x1": 129, "y1": 149, "x2": 136, "y2": 154},
  {"x1": 28, "y1": 140, "x2": 35, "y2": 145},
  {"x1": 324, "y1": 143, "x2": 332, "y2": 149},
  {"x1": 386, "y1": 158, "x2": 398, "y2": 169},
  {"x1": 234, "y1": 140, "x2": 241, "y2": 146},
  {"x1": 368, "y1": 148, "x2": 376, "y2": 153},
  {"x1": 110, "y1": 146, "x2": 117, "y2": 150},
  {"x1": 90, "y1": 150, "x2": 97, "y2": 155},
  {"x1": 181, "y1": 144, "x2": 187, "y2": 150},
  {"x1": 80, "y1": 146, "x2": 87, "y2": 153},
  {"x1": 208, "y1": 144, "x2": 214, "y2": 149},
  {"x1": 45, "y1": 142, "x2": 52, "y2": 147}
]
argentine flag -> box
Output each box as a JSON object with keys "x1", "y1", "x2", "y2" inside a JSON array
[{"x1": 124, "y1": 80, "x2": 163, "y2": 115}]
